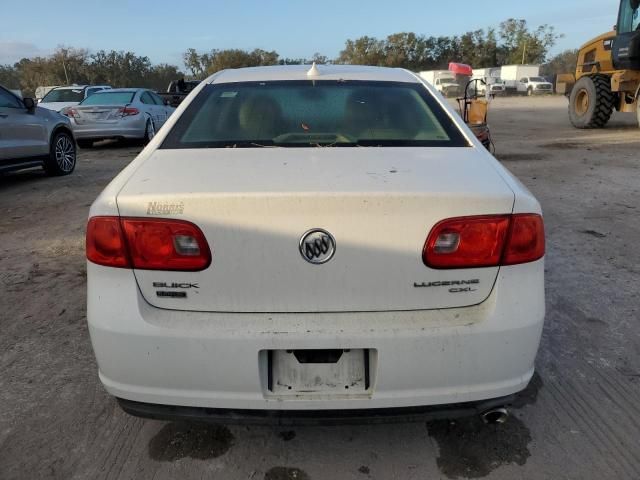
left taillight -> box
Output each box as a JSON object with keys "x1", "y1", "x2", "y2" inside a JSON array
[
  {"x1": 86, "y1": 216, "x2": 130, "y2": 268},
  {"x1": 118, "y1": 107, "x2": 139, "y2": 117},
  {"x1": 86, "y1": 216, "x2": 211, "y2": 271}
]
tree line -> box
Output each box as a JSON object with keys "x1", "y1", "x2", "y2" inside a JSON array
[
  {"x1": 0, "y1": 19, "x2": 575, "y2": 97},
  {"x1": 0, "y1": 47, "x2": 183, "y2": 97}
]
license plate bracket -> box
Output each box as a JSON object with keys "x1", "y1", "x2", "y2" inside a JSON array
[{"x1": 267, "y1": 349, "x2": 371, "y2": 396}]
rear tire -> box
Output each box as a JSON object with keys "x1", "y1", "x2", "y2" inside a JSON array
[
  {"x1": 77, "y1": 139, "x2": 94, "y2": 149},
  {"x1": 569, "y1": 75, "x2": 615, "y2": 129},
  {"x1": 44, "y1": 130, "x2": 76, "y2": 176},
  {"x1": 143, "y1": 118, "x2": 155, "y2": 145}
]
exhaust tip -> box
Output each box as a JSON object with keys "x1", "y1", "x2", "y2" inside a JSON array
[{"x1": 480, "y1": 407, "x2": 509, "y2": 424}]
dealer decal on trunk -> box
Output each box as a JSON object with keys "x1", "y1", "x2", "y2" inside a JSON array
[{"x1": 147, "y1": 201, "x2": 185, "y2": 215}]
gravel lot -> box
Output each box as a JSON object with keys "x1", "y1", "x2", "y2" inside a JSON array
[{"x1": 1, "y1": 95, "x2": 639, "y2": 480}]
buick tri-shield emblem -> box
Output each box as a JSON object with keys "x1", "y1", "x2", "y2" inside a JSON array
[{"x1": 299, "y1": 229, "x2": 336, "y2": 264}]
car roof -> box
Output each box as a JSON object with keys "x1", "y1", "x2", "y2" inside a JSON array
[
  {"x1": 53, "y1": 85, "x2": 89, "y2": 90},
  {"x1": 207, "y1": 65, "x2": 421, "y2": 84},
  {"x1": 92, "y1": 88, "x2": 143, "y2": 93},
  {"x1": 52, "y1": 85, "x2": 110, "y2": 90}
]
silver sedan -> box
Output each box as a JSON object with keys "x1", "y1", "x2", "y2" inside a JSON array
[{"x1": 67, "y1": 88, "x2": 174, "y2": 148}]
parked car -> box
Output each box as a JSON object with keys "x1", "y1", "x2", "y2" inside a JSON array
[
  {"x1": 86, "y1": 65, "x2": 545, "y2": 424},
  {"x1": 39, "y1": 85, "x2": 111, "y2": 113},
  {"x1": 517, "y1": 77, "x2": 554, "y2": 96},
  {"x1": 0, "y1": 85, "x2": 76, "y2": 176},
  {"x1": 67, "y1": 88, "x2": 175, "y2": 148},
  {"x1": 157, "y1": 79, "x2": 201, "y2": 107}
]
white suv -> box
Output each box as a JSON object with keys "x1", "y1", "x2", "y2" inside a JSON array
[
  {"x1": 39, "y1": 85, "x2": 111, "y2": 113},
  {"x1": 86, "y1": 65, "x2": 545, "y2": 423}
]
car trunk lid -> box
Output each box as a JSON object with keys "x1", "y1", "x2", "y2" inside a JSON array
[
  {"x1": 72, "y1": 105, "x2": 127, "y2": 124},
  {"x1": 116, "y1": 147, "x2": 514, "y2": 313}
]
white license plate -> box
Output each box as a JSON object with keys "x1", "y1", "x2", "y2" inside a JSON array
[
  {"x1": 268, "y1": 349, "x2": 370, "y2": 396},
  {"x1": 84, "y1": 112, "x2": 105, "y2": 121}
]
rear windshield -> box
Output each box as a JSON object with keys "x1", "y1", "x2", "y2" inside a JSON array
[
  {"x1": 161, "y1": 81, "x2": 468, "y2": 148},
  {"x1": 80, "y1": 92, "x2": 135, "y2": 106},
  {"x1": 42, "y1": 88, "x2": 84, "y2": 103},
  {"x1": 529, "y1": 77, "x2": 545, "y2": 82}
]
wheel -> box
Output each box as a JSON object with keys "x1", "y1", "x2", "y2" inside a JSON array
[
  {"x1": 44, "y1": 130, "x2": 76, "y2": 176},
  {"x1": 143, "y1": 118, "x2": 155, "y2": 144},
  {"x1": 636, "y1": 92, "x2": 640, "y2": 128},
  {"x1": 527, "y1": 87, "x2": 533, "y2": 96},
  {"x1": 569, "y1": 75, "x2": 615, "y2": 128},
  {"x1": 77, "y1": 139, "x2": 94, "y2": 149}
]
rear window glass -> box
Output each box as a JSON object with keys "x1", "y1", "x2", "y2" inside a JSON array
[
  {"x1": 529, "y1": 77, "x2": 545, "y2": 82},
  {"x1": 42, "y1": 88, "x2": 84, "y2": 103},
  {"x1": 161, "y1": 81, "x2": 468, "y2": 148},
  {"x1": 80, "y1": 92, "x2": 135, "y2": 106}
]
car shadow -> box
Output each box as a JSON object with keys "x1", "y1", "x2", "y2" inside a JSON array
[
  {"x1": 0, "y1": 168, "x2": 48, "y2": 187},
  {"x1": 82, "y1": 139, "x2": 143, "y2": 150}
]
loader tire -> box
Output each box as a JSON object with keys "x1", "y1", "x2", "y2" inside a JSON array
[{"x1": 569, "y1": 75, "x2": 615, "y2": 129}]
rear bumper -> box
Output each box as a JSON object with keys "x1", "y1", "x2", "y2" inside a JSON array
[
  {"x1": 71, "y1": 116, "x2": 146, "y2": 140},
  {"x1": 88, "y1": 259, "x2": 545, "y2": 412},
  {"x1": 117, "y1": 394, "x2": 517, "y2": 425}
]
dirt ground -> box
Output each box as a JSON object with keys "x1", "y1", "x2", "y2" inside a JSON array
[{"x1": 1, "y1": 95, "x2": 639, "y2": 480}]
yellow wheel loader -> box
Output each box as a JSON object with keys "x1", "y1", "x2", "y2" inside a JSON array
[{"x1": 560, "y1": 0, "x2": 640, "y2": 128}]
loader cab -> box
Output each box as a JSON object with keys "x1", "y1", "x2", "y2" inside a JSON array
[{"x1": 613, "y1": 0, "x2": 640, "y2": 69}]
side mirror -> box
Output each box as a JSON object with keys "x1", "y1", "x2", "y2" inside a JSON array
[{"x1": 23, "y1": 97, "x2": 36, "y2": 112}]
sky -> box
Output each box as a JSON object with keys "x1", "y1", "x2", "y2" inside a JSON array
[{"x1": 0, "y1": 0, "x2": 620, "y2": 68}]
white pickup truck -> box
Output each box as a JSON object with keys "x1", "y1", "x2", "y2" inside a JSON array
[
  {"x1": 471, "y1": 68, "x2": 506, "y2": 96},
  {"x1": 517, "y1": 76, "x2": 553, "y2": 96},
  {"x1": 418, "y1": 70, "x2": 460, "y2": 97}
]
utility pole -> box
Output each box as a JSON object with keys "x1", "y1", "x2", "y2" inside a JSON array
[
  {"x1": 62, "y1": 60, "x2": 69, "y2": 85},
  {"x1": 521, "y1": 40, "x2": 528, "y2": 65}
]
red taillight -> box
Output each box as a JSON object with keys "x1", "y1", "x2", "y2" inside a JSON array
[
  {"x1": 118, "y1": 107, "x2": 139, "y2": 117},
  {"x1": 423, "y1": 214, "x2": 544, "y2": 269},
  {"x1": 66, "y1": 108, "x2": 78, "y2": 118},
  {"x1": 86, "y1": 217, "x2": 130, "y2": 268},
  {"x1": 121, "y1": 218, "x2": 211, "y2": 271},
  {"x1": 502, "y1": 214, "x2": 545, "y2": 265},
  {"x1": 86, "y1": 217, "x2": 211, "y2": 271}
]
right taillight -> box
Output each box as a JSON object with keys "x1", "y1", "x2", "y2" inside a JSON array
[
  {"x1": 501, "y1": 214, "x2": 545, "y2": 265},
  {"x1": 423, "y1": 213, "x2": 544, "y2": 269},
  {"x1": 86, "y1": 216, "x2": 211, "y2": 271}
]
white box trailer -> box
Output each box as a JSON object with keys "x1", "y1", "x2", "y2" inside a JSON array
[
  {"x1": 501, "y1": 65, "x2": 540, "y2": 90},
  {"x1": 472, "y1": 67, "x2": 502, "y2": 80}
]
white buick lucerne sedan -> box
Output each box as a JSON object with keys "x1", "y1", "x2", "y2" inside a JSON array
[{"x1": 86, "y1": 64, "x2": 545, "y2": 424}]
